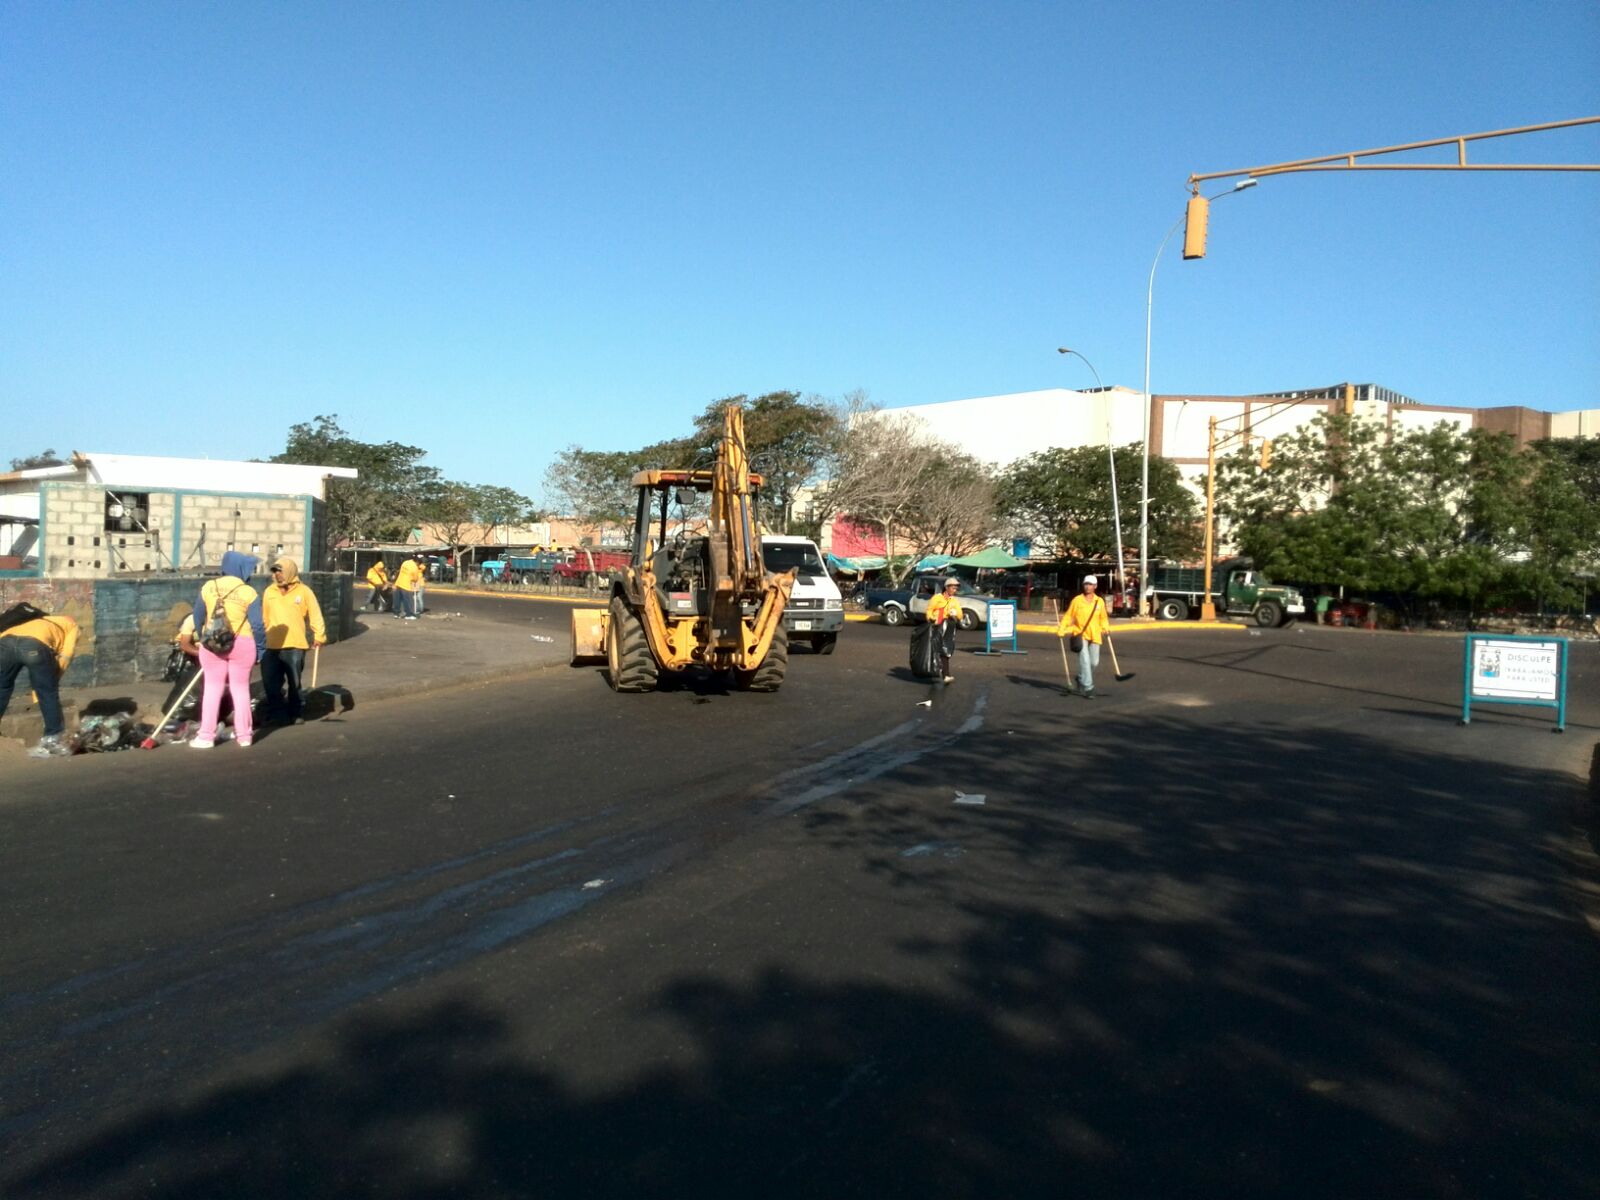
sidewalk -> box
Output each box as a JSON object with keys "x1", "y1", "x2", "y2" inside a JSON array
[{"x1": 0, "y1": 606, "x2": 570, "y2": 762}]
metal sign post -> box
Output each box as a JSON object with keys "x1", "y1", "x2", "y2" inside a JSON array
[
  {"x1": 1460, "y1": 634, "x2": 1567, "y2": 732},
  {"x1": 974, "y1": 600, "x2": 1026, "y2": 656}
]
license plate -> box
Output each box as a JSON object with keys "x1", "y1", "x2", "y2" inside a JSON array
[{"x1": 793, "y1": 620, "x2": 812, "y2": 630}]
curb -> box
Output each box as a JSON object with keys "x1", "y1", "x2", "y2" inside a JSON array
[{"x1": 843, "y1": 611, "x2": 1248, "y2": 634}]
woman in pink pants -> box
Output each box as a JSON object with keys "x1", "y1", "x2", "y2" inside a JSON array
[{"x1": 191, "y1": 551, "x2": 267, "y2": 749}]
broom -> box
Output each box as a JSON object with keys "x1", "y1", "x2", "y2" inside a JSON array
[
  {"x1": 1050, "y1": 598, "x2": 1076, "y2": 695},
  {"x1": 140, "y1": 668, "x2": 203, "y2": 749},
  {"x1": 1105, "y1": 632, "x2": 1135, "y2": 683}
]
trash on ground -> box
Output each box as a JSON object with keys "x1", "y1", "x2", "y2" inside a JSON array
[
  {"x1": 915, "y1": 700, "x2": 932, "y2": 708},
  {"x1": 530, "y1": 634, "x2": 554, "y2": 642},
  {"x1": 582, "y1": 879, "x2": 608, "y2": 890},
  {"x1": 72, "y1": 713, "x2": 144, "y2": 753},
  {"x1": 953, "y1": 791, "x2": 986, "y2": 806},
  {"x1": 901, "y1": 841, "x2": 966, "y2": 859}
]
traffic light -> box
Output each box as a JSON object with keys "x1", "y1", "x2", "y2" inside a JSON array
[
  {"x1": 1259, "y1": 439, "x2": 1273, "y2": 470},
  {"x1": 1182, "y1": 194, "x2": 1210, "y2": 259}
]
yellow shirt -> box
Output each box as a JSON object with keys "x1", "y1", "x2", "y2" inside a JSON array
[
  {"x1": 395, "y1": 560, "x2": 422, "y2": 591},
  {"x1": 366, "y1": 563, "x2": 389, "y2": 587},
  {"x1": 262, "y1": 581, "x2": 327, "y2": 650},
  {"x1": 0, "y1": 615, "x2": 79, "y2": 675},
  {"x1": 200, "y1": 577, "x2": 259, "y2": 636},
  {"x1": 926, "y1": 592, "x2": 964, "y2": 625},
  {"x1": 1057, "y1": 592, "x2": 1110, "y2": 644}
]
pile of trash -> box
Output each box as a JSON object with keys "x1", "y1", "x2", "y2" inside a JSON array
[{"x1": 65, "y1": 713, "x2": 152, "y2": 754}]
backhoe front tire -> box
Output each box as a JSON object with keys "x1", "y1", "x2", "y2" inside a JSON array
[
  {"x1": 737, "y1": 623, "x2": 788, "y2": 692},
  {"x1": 606, "y1": 595, "x2": 659, "y2": 693}
]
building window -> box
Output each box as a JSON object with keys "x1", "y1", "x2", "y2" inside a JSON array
[{"x1": 105, "y1": 492, "x2": 149, "y2": 533}]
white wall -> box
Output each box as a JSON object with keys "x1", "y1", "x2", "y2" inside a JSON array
[{"x1": 882, "y1": 387, "x2": 1147, "y2": 466}]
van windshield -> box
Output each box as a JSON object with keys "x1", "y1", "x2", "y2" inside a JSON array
[{"x1": 762, "y1": 542, "x2": 826, "y2": 578}]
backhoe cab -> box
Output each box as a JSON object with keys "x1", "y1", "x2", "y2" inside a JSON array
[{"x1": 570, "y1": 404, "x2": 796, "y2": 692}]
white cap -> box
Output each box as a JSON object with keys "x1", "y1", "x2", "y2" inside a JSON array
[{"x1": 1083, "y1": 574, "x2": 1098, "y2": 586}]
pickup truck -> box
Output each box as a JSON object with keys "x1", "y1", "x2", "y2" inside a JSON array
[
  {"x1": 865, "y1": 573, "x2": 993, "y2": 629},
  {"x1": 1149, "y1": 557, "x2": 1305, "y2": 627}
]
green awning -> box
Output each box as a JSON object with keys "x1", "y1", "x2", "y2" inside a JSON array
[{"x1": 948, "y1": 546, "x2": 1028, "y2": 569}]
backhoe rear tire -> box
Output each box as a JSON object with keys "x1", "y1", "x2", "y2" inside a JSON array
[
  {"x1": 737, "y1": 622, "x2": 788, "y2": 692},
  {"x1": 606, "y1": 595, "x2": 659, "y2": 693}
]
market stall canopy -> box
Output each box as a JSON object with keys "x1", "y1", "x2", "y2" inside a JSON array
[
  {"x1": 948, "y1": 546, "x2": 1028, "y2": 569},
  {"x1": 827, "y1": 553, "x2": 887, "y2": 573},
  {"x1": 914, "y1": 554, "x2": 954, "y2": 572}
]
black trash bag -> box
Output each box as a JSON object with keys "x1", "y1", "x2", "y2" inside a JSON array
[{"x1": 910, "y1": 622, "x2": 941, "y2": 679}]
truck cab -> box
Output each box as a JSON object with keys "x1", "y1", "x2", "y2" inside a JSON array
[{"x1": 761, "y1": 535, "x2": 843, "y2": 654}]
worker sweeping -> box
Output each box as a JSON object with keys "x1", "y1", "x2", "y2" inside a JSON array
[
  {"x1": 260, "y1": 557, "x2": 326, "y2": 726},
  {"x1": 393, "y1": 554, "x2": 422, "y2": 620},
  {"x1": 0, "y1": 608, "x2": 79, "y2": 758},
  {"x1": 365, "y1": 559, "x2": 392, "y2": 613},
  {"x1": 1056, "y1": 574, "x2": 1110, "y2": 698}
]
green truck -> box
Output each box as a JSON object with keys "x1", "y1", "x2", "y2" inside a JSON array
[{"x1": 1149, "y1": 557, "x2": 1305, "y2": 627}]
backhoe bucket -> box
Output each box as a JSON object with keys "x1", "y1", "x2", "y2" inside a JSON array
[{"x1": 570, "y1": 607, "x2": 609, "y2": 665}]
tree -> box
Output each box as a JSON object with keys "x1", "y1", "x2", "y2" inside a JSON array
[
  {"x1": 997, "y1": 443, "x2": 1200, "y2": 563},
  {"x1": 1211, "y1": 412, "x2": 1588, "y2": 616},
  {"x1": 272, "y1": 415, "x2": 442, "y2": 554},
  {"x1": 421, "y1": 482, "x2": 478, "y2": 565},
  {"x1": 818, "y1": 403, "x2": 998, "y2": 582},
  {"x1": 9, "y1": 450, "x2": 65, "y2": 470},
  {"x1": 542, "y1": 438, "x2": 693, "y2": 529},
  {"x1": 688, "y1": 392, "x2": 841, "y2": 533}
]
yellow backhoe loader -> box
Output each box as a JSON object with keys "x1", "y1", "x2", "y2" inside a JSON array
[{"x1": 570, "y1": 404, "x2": 795, "y2": 692}]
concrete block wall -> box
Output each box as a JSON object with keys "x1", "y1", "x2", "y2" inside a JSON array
[
  {"x1": 2, "y1": 572, "x2": 353, "y2": 686},
  {"x1": 175, "y1": 494, "x2": 309, "y2": 572}
]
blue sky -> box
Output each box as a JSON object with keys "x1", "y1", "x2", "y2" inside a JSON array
[{"x1": 5, "y1": 1, "x2": 1597, "y2": 504}]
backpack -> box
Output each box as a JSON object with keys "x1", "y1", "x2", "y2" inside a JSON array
[
  {"x1": 200, "y1": 583, "x2": 242, "y2": 655},
  {"x1": 0, "y1": 601, "x2": 48, "y2": 634}
]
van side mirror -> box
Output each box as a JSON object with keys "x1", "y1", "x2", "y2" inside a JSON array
[{"x1": 675, "y1": 488, "x2": 695, "y2": 506}]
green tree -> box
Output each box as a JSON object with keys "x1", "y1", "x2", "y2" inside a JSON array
[
  {"x1": 1212, "y1": 413, "x2": 1567, "y2": 616},
  {"x1": 9, "y1": 450, "x2": 65, "y2": 470},
  {"x1": 272, "y1": 415, "x2": 442, "y2": 553},
  {"x1": 542, "y1": 438, "x2": 692, "y2": 528},
  {"x1": 689, "y1": 392, "x2": 840, "y2": 533},
  {"x1": 997, "y1": 443, "x2": 1199, "y2": 563}
]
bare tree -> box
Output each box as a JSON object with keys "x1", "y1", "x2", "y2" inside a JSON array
[{"x1": 819, "y1": 398, "x2": 999, "y2": 582}]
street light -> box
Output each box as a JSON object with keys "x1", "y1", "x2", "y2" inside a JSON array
[
  {"x1": 1057, "y1": 348, "x2": 1127, "y2": 608},
  {"x1": 1139, "y1": 177, "x2": 1257, "y2": 615}
]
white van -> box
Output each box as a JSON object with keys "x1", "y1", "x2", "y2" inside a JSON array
[{"x1": 761, "y1": 534, "x2": 844, "y2": 654}]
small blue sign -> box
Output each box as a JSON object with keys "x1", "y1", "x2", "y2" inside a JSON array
[
  {"x1": 974, "y1": 600, "x2": 1026, "y2": 656},
  {"x1": 1460, "y1": 634, "x2": 1567, "y2": 732}
]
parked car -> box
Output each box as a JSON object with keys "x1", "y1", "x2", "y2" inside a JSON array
[{"x1": 864, "y1": 573, "x2": 993, "y2": 629}]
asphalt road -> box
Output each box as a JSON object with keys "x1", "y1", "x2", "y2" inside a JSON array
[{"x1": 3, "y1": 609, "x2": 1598, "y2": 1198}]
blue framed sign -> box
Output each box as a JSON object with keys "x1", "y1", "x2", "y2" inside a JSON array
[
  {"x1": 974, "y1": 600, "x2": 1026, "y2": 656},
  {"x1": 1460, "y1": 634, "x2": 1567, "y2": 732}
]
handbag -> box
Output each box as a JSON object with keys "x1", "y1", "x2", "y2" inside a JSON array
[{"x1": 1068, "y1": 634, "x2": 1084, "y2": 654}]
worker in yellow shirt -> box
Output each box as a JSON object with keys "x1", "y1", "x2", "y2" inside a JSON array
[
  {"x1": 365, "y1": 559, "x2": 392, "y2": 613},
  {"x1": 924, "y1": 575, "x2": 964, "y2": 684},
  {"x1": 0, "y1": 609, "x2": 80, "y2": 757},
  {"x1": 393, "y1": 555, "x2": 423, "y2": 620},
  {"x1": 261, "y1": 558, "x2": 328, "y2": 725},
  {"x1": 1056, "y1": 574, "x2": 1111, "y2": 697}
]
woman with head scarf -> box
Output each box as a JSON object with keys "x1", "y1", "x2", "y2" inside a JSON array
[
  {"x1": 260, "y1": 557, "x2": 327, "y2": 725},
  {"x1": 191, "y1": 551, "x2": 267, "y2": 749}
]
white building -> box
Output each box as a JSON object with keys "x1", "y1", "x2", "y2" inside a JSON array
[{"x1": 0, "y1": 451, "x2": 357, "y2": 578}]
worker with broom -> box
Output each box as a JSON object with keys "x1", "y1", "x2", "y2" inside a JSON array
[
  {"x1": 1057, "y1": 574, "x2": 1110, "y2": 698},
  {"x1": 260, "y1": 557, "x2": 326, "y2": 727}
]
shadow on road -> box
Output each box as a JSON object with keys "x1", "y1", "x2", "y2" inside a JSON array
[{"x1": 8, "y1": 714, "x2": 1599, "y2": 1199}]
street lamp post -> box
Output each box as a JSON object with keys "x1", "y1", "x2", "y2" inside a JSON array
[
  {"x1": 1140, "y1": 178, "x2": 1257, "y2": 615},
  {"x1": 1057, "y1": 348, "x2": 1127, "y2": 608}
]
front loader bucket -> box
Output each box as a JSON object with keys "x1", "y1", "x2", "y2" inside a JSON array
[{"x1": 570, "y1": 607, "x2": 609, "y2": 665}]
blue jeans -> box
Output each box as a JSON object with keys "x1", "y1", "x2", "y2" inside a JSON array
[
  {"x1": 395, "y1": 588, "x2": 414, "y2": 617},
  {"x1": 0, "y1": 636, "x2": 65, "y2": 736},
  {"x1": 1076, "y1": 640, "x2": 1101, "y2": 691},
  {"x1": 260, "y1": 647, "x2": 307, "y2": 720}
]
